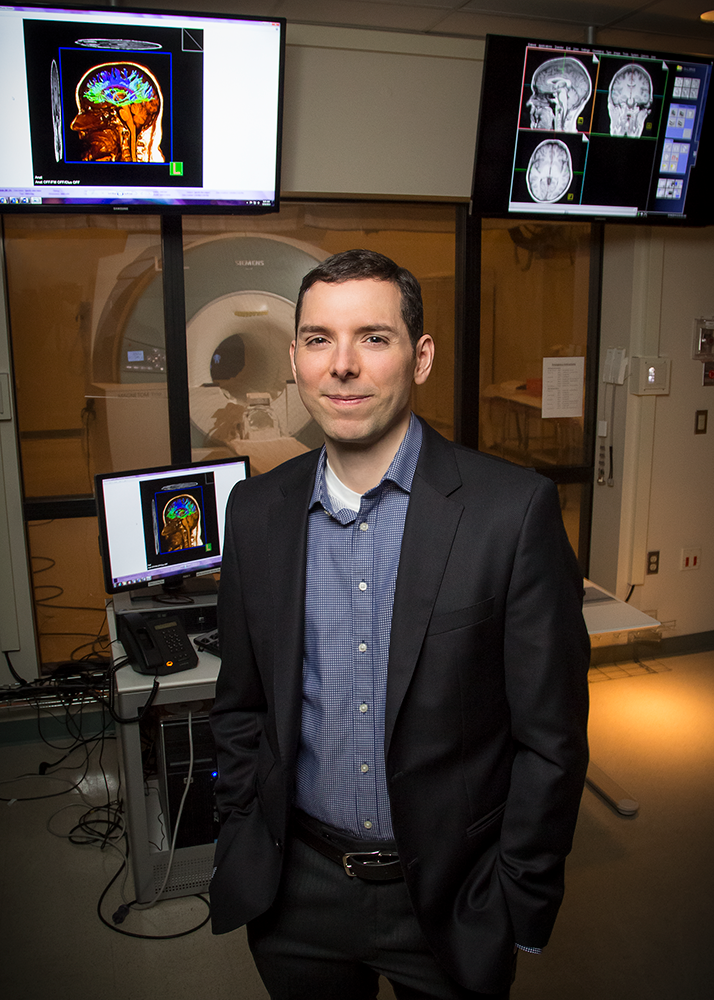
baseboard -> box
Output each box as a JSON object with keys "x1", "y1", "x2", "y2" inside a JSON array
[{"x1": 591, "y1": 629, "x2": 714, "y2": 665}]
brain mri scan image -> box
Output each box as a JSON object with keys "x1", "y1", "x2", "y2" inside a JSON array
[
  {"x1": 608, "y1": 63, "x2": 653, "y2": 137},
  {"x1": 527, "y1": 57, "x2": 592, "y2": 132},
  {"x1": 74, "y1": 38, "x2": 163, "y2": 51},
  {"x1": 70, "y1": 61, "x2": 163, "y2": 162},
  {"x1": 161, "y1": 495, "x2": 202, "y2": 551},
  {"x1": 51, "y1": 59, "x2": 62, "y2": 162},
  {"x1": 526, "y1": 139, "x2": 573, "y2": 202}
]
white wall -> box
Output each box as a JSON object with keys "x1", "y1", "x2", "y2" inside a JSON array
[
  {"x1": 590, "y1": 226, "x2": 714, "y2": 638},
  {"x1": 282, "y1": 25, "x2": 483, "y2": 199}
]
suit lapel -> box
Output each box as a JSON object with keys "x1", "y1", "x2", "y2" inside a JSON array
[
  {"x1": 385, "y1": 425, "x2": 464, "y2": 757},
  {"x1": 267, "y1": 452, "x2": 319, "y2": 769}
]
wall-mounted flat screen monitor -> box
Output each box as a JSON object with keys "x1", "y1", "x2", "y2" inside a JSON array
[
  {"x1": 472, "y1": 34, "x2": 713, "y2": 223},
  {"x1": 0, "y1": 4, "x2": 285, "y2": 214},
  {"x1": 95, "y1": 456, "x2": 249, "y2": 598}
]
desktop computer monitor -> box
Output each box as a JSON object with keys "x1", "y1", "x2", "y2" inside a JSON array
[{"x1": 95, "y1": 455, "x2": 249, "y2": 598}]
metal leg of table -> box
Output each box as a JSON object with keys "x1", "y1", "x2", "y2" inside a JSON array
[{"x1": 586, "y1": 761, "x2": 639, "y2": 816}]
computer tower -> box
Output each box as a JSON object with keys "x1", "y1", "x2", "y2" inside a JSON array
[{"x1": 156, "y1": 714, "x2": 219, "y2": 850}]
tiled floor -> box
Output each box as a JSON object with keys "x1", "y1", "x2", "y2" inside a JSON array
[{"x1": 1, "y1": 651, "x2": 713, "y2": 1000}]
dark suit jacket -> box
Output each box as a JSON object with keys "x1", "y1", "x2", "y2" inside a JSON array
[{"x1": 209, "y1": 419, "x2": 590, "y2": 993}]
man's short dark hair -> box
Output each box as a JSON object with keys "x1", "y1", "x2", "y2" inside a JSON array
[{"x1": 294, "y1": 249, "x2": 424, "y2": 348}]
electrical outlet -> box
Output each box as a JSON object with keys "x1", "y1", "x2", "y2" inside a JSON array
[
  {"x1": 646, "y1": 551, "x2": 659, "y2": 574},
  {"x1": 681, "y1": 547, "x2": 702, "y2": 570}
]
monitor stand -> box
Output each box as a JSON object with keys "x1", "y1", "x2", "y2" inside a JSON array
[{"x1": 128, "y1": 575, "x2": 218, "y2": 603}]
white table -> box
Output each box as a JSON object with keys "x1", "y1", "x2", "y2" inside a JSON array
[{"x1": 582, "y1": 580, "x2": 660, "y2": 815}]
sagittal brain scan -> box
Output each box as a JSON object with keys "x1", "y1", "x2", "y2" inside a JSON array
[
  {"x1": 161, "y1": 494, "x2": 202, "y2": 552},
  {"x1": 70, "y1": 61, "x2": 164, "y2": 162},
  {"x1": 608, "y1": 63, "x2": 653, "y2": 137},
  {"x1": 526, "y1": 139, "x2": 573, "y2": 202},
  {"x1": 527, "y1": 57, "x2": 592, "y2": 132}
]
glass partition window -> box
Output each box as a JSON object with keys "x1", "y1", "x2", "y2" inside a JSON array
[
  {"x1": 3, "y1": 202, "x2": 457, "y2": 672},
  {"x1": 179, "y1": 203, "x2": 456, "y2": 474},
  {"x1": 28, "y1": 517, "x2": 108, "y2": 667},
  {"x1": 478, "y1": 219, "x2": 594, "y2": 562},
  {"x1": 479, "y1": 220, "x2": 591, "y2": 470},
  {"x1": 3, "y1": 214, "x2": 170, "y2": 499}
]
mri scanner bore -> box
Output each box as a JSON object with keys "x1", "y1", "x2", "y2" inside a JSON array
[{"x1": 90, "y1": 235, "x2": 327, "y2": 474}]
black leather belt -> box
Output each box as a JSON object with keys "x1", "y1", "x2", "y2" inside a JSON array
[{"x1": 292, "y1": 809, "x2": 403, "y2": 881}]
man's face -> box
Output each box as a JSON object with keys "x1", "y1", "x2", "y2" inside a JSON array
[{"x1": 290, "y1": 278, "x2": 432, "y2": 450}]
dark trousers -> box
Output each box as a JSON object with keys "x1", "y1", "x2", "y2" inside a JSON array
[{"x1": 247, "y1": 835, "x2": 513, "y2": 1000}]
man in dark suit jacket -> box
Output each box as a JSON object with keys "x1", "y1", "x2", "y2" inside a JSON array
[{"x1": 210, "y1": 250, "x2": 590, "y2": 1000}]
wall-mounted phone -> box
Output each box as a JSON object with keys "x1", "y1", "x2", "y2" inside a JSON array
[{"x1": 117, "y1": 612, "x2": 198, "y2": 676}]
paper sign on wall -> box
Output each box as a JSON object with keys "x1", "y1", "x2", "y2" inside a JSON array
[{"x1": 541, "y1": 357, "x2": 585, "y2": 419}]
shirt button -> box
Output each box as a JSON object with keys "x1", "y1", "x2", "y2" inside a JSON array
[
  {"x1": 358, "y1": 642, "x2": 367, "y2": 652},
  {"x1": 360, "y1": 764, "x2": 369, "y2": 773},
  {"x1": 359, "y1": 522, "x2": 369, "y2": 531},
  {"x1": 358, "y1": 581, "x2": 367, "y2": 591},
  {"x1": 363, "y1": 820, "x2": 373, "y2": 830},
  {"x1": 359, "y1": 703, "x2": 368, "y2": 713}
]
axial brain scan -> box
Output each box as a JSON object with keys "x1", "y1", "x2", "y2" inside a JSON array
[
  {"x1": 70, "y1": 62, "x2": 164, "y2": 162},
  {"x1": 161, "y1": 495, "x2": 202, "y2": 551},
  {"x1": 608, "y1": 63, "x2": 653, "y2": 137},
  {"x1": 527, "y1": 57, "x2": 592, "y2": 132},
  {"x1": 526, "y1": 139, "x2": 573, "y2": 202}
]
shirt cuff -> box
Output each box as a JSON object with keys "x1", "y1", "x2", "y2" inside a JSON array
[{"x1": 515, "y1": 944, "x2": 543, "y2": 954}]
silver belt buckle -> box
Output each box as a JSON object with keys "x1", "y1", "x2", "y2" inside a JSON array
[{"x1": 341, "y1": 850, "x2": 398, "y2": 877}]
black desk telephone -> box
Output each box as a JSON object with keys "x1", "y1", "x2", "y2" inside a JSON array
[{"x1": 117, "y1": 612, "x2": 198, "y2": 676}]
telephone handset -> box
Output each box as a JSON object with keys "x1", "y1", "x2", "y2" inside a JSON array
[{"x1": 117, "y1": 612, "x2": 198, "y2": 676}]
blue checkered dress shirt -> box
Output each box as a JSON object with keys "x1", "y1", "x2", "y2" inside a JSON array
[{"x1": 294, "y1": 413, "x2": 423, "y2": 840}]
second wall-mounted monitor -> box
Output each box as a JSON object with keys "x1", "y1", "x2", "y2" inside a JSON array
[
  {"x1": 472, "y1": 34, "x2": 713, "y2": 223},
  {"x1": 0, "y1": 3, "x2": 285, "y2": 214}
]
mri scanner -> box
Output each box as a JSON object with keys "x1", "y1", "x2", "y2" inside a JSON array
[{"x1": 89, "y1": 233, "x2": 327, "y2": 475}]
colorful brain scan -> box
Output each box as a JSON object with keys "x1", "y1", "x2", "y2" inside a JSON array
[
  {"x1": 161, "y1": 494, "x2": 202, "y2": 551},
  {"x1": 83, "y1": 65, "x2": 156, "y2": 106},
  {"x1": 166, "y1": 495, "x2": 197, "y2": 521},
  {"x1": 70, "y1": 61, "x2": 164, "y2": 162}
]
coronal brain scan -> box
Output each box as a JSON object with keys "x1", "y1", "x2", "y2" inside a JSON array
[
  {"x1": 161, "y1": 495, "x2": 202, "y2": 551},
  {"x1": 70, "y1": 61, "x2": 163, "y2": 162},
  {"x1": 608, "y1": 63, "x2": 653, "y2": 137},
  {"x1": 527, "y1": 57, "x2": 592, "y2": 132},
  {"x1": 526, "y1": 139, "x2": 573, "y2": 202}
]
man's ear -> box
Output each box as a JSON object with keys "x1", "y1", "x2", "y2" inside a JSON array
[
  {"x1": 289, "y1": 339, "x2": 298, "y2": 381},
  {"x1": 413, "y1": 334, "x2": 435, "y2": 386}
]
